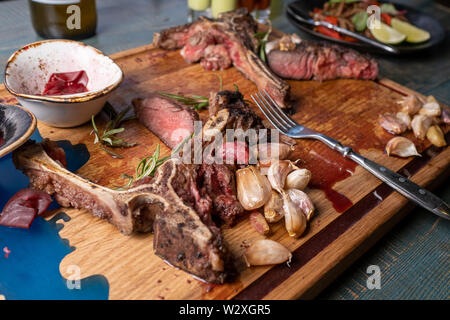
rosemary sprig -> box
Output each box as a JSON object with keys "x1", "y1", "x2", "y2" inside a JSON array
[
  {"x1": 157, "y1": 91, "x2": 209, "y2": 111},
  {"x1": 254, "y1": 22, "x2": 272, "y2": 62},
  {"x1": 91, "y1": 103, "x2": 137, "y2": 159},
  {"x1": 118, "y1": 133, "x2": 193, "y2": 189}
]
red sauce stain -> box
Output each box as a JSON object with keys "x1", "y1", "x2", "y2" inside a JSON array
[
  {"x1": 3, "y1": 246, "x2": 11, "y2": 258},
  {"x1": 135, "y1": 57, "x2": 143, "y2": 63},
  {"x1": 187, "y1": 279, "x2": 192, "y2": 284},
  {"x1": 157, "y1": 280, "x2": 162, "y2": 284},
  {"x1": 295, "y1": 144, "x2": 356, "y2": 213},
  {"x1": 157, "y1": 295, "x2": 165, "y2": 300},
  {"x1": 42, "y1": 71, "x2": 89, "y2": 96}
]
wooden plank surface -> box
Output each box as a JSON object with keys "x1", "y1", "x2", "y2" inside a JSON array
[
  {"x1": 0, "y1": 0, "x2": 449, "y2": 300},
  {"x1": 0, "y1": 40, "x2": 448, "y2": 299}
]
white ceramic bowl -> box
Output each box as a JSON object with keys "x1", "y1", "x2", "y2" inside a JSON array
[{"x1": 4, "y1": 40, "x2": 123, "y2": 127}]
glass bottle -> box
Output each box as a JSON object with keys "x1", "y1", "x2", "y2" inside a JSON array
[
  {"x1": 187, "y1": 0, "x2": 211, "y2": 23},
  {"x1": 211, "y1": 0, "x2": 237, "y2": 19},
  {"x1": 29, "y1": 0, "x2": 97, "y2": 39}
]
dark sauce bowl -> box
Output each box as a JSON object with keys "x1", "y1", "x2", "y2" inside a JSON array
[{"x1": 0, "y1": 104, "x2": 37, "y2": 158}]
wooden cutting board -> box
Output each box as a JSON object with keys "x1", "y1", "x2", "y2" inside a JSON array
[{"x1": 1, "y1": 42, "x2": 448, "y2": 300}]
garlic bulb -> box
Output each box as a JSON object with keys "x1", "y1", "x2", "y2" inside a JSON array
[
  {"x1": 285, "y1": 168, "x2": 311, "y2": 190},
  {"x1": 286, "y1": 189, "x2": 315, "y2": 221},
  {"x1": 267, "y1": 160, "x2": 295, "y2": 193},
  {"x1": 244, "y1": 239, "x2": 292, "y2": 267},
  {"x1": 282, "y1": 192, "x2": 307, "y2": 238},
  {"x1": 264, "y1": 190, "x2": 284, "y2": 223},
  {"x1": 426, "y1": 125, "x2": 447, "y2": 147},
  {"x1": 412, "y1": 114, "x2": 433, "y2": 139},
  {"x1": 385, "y1": 137, "x2": 421, "y2": 158},
  {"x1": 236, "y1": 166, "x2": 272, "y2": 210}
]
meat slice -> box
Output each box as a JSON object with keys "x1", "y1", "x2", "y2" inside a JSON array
[
  {"x1": 268, "y1": 40, "x2": 378, "y2": 81},
  {"x1": 153, "y1": 9, "x2": 291, "y2": 108},
  {"x1": 13, "y1": 141, "x2": 232, "y2": 283},
  {"x1": 132, "y1": 94, "x2": 199, "y2": 149},
  {"x1": 0, "y1": 188, "x2": 52, "y2": 229}
]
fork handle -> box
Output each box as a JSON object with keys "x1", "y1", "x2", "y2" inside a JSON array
[{"x1": 316, "y1": 135, "x2": 450, "y2": 220}]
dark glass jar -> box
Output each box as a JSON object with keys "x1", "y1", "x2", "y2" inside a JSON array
[{"x1": 29, "y1": 0, "x2": 97, "y2": 40}]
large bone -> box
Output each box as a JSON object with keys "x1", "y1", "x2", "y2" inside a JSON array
[{"x1": 13, "y1": 141, "x2": 231, "y2": 283}]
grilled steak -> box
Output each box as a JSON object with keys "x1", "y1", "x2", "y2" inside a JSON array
[
  {"x1": 268, "y1": 40, "x2": 378, "y2": 81},
  {"x1": 132, "y1": 94, "x2": 199, "y2": 149},
  {"x1": 153, "y1": 9, "x2": 291, "y2": 108},
  {"x1": 13, "y1": 141, "x2": 233, "y2": 283}
]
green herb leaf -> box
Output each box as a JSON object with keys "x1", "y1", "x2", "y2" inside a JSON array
[
  {"x1": 91, "y1": 103, "x2": 137, "y2": 158},
  {"x1": 158, "y1": 91, "x2": 210, "y2": 111},
  {"x1": 352, "y1": 11, "x2": 368, "y2": 32},
  {"x1": 380, "y1": 3, "x2": 399, "y2": 15}
]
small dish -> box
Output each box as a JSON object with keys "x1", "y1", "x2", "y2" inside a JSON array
[
  {"x1": 0, "y1": 103, "x2": 37, "y2": 158},
  {"x1": 4, "y1": 40, "x2": 123, "y2": 127}
]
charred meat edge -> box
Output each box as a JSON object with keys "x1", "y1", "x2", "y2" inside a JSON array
[{"x1": 13, "y1": 141, "x2": 232, "y2": 284}]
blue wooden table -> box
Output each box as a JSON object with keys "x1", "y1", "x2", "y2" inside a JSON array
[{"x1": 0, "y1": 0, "x2": 448, "y2": 299}]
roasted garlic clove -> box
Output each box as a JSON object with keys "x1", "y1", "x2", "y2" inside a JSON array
[
  {"x1": 419, "y1": 101, "x2": 441, "y2": 117},
  {"x1": 249, "y1": 211, "x2": 270, "y2": 235},
  {"x1": 426, "y1": 125, "x2": 447, "y2": 147},
  {"x1": 385, "y1": 137, "x2": 421, "y2": 158},
  {"x1": 286, "y1": 168, "x2": 311, "y2": 191},
  {"x1": 411, "y1": 114, "x2": 433, "y2": 139},
  {"x1": 397, "y1": 95, "x2": 422, "y2": 115},
  {"x1": 441, "y1": 106, "x2": 450, "y2": 124},
  {"x1": 267, "y1": 160, "x2": 295, "y2": 193},
  {"x1": 264, "y1": 190, "x2": 285, "y2": 223},
  {"x1": 236, "y1": 166, "x2": 272, "y2": 210},
  {"x1": 396, "y1": 112, "x2": 411, "y2": 130},
  {"x1": 244, "y1": 239, "x2": 292, "y2": 267},
  {"x1": 282, "y1": 192, "x2": 307, "y2": 238},
  {"x1": 286, "y1": 188, "x2": 315, "y2": 221},
  {"x1": 378, "y1": 113, "x2": 408, "y2": 134},
  {"x1": 258, "y1": 142, "x2": 293, "y2": 161}
]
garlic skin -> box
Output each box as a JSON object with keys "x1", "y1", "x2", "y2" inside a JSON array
[
  {"x1": 378, "y1": 113, "x2": 407, "y2": 134},
  {"x1": 264, "y1": 190, "x2": 285, "y2": 223},
  {"x1": 397, "y1": 95, "x2": 422, "y2": 115},
  {"x1": 286, "y1": 189, "x2": 315, "y2": 221},
  {"x1": 282, "y1": 192, "x2": 307, "y2": 238},
  {"x1": 285, "y1": 168, "x2": 311, "y2": 190},
  {"x1": 385, "y1": 137, "x2": 421, "y2": 158},
  {"x1": 426, "y1": 125, "x2": 447, "y2": 147},
  {"x1": 412, "y1": 114, "x2": 433, "y2": 139},
  {"x1": 396, "y1": 112, "x2": 411, "y2": 130},
  {"x1": 236, "y1": 166, "x2": 272, "y2": 210},
  {"x1": 441, "y1": 106, "x2": 450, "y2": 124},
  {"x1": 244, "y1": 239, "x2": 292, "y2": 267},
  {"x1": 267, "y1": 160, "x2": 295, "y2": 193},
  {"x1": 419, "y1": 101, "x2": 441, "y2": 117}
]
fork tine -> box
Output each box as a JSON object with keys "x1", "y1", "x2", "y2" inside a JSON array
[
  {"x1": 258, "y1": 91, "x2": 294, "y2": 130},
  {"x1": 251, "y1": 93, "x2": 289, "y2": 133},
  {"x1": 263, "y1": 90, "x2": 297, "y2": 127}
]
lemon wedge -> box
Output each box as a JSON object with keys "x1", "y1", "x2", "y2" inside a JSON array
[
  {"x1": 391, "y1": 18, "x2": 430, "y2": 43},
  {"x1": 369, "y1": 21, "x2": 406, "y2": 44}
]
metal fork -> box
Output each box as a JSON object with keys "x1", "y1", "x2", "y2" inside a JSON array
[{"x1": 252, "y1": 90, "x2": 450, "y2": 220}]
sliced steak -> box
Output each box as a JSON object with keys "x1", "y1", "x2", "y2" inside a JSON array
[
  {"x1": 132, "y1": 93, "x2": 199, "y2": 149},
  {"x1": 153, "y1": 9, "x2": 291, "y2": 108},
  {"x1": 13, "y1": 141, "x2": 233, "y2": 283},
  {"x1": 268, "y1": 40, "x2": 378, "y2": 81}
]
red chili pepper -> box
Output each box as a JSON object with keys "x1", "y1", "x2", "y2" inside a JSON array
[
  {"x1": 381, "y1": 13, "x2": 392, "y2": 26},
  {"x1": 313, "y1": 8, "x2": 322, "y2": 14},
  {"x1": 343, "y1": 36, "x2": 359, "y2": 42},
  {"x1": 317, "y1": 26, "x2": 342, "y2": 40},
  {"x1": 324, "y1": 16, "x2": 338, "y2": 26}
]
